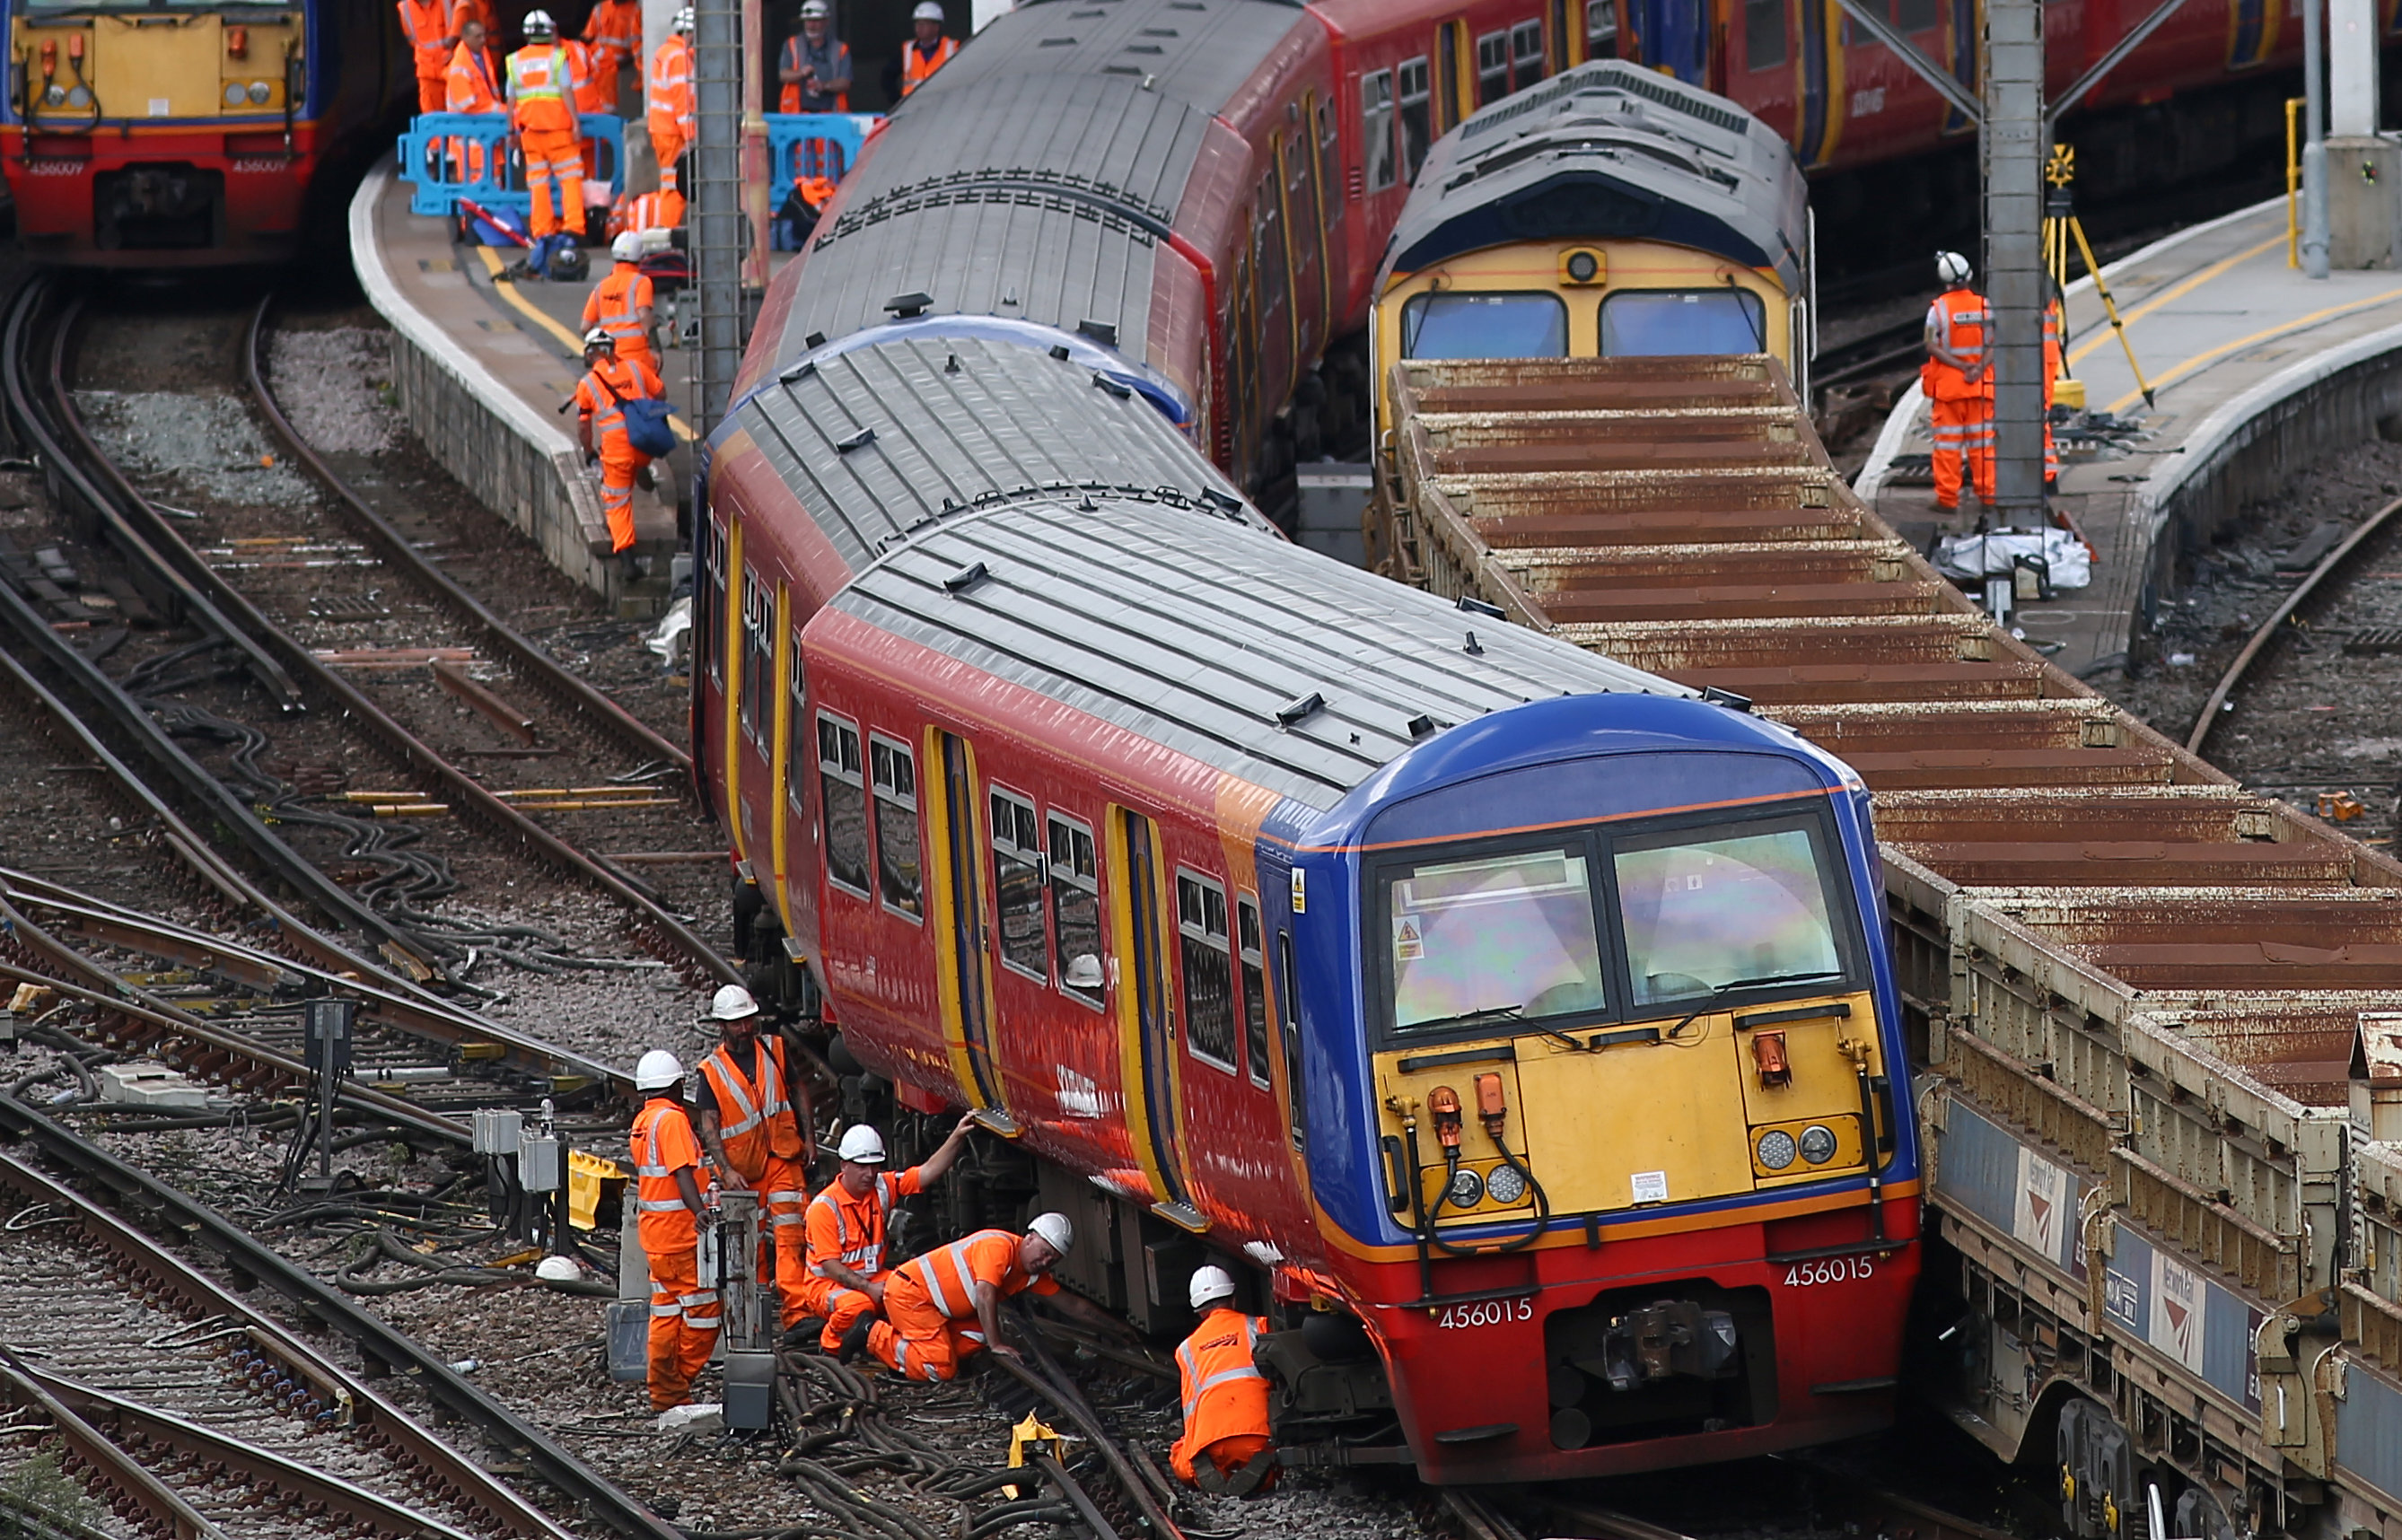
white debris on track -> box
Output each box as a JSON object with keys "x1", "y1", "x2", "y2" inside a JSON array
[
  {"x1": 74, "y1": 389, "x2": 315, "y2": 508},
  {"x1": 267, "y1": 326, "x2": 404, "y2": 456}
]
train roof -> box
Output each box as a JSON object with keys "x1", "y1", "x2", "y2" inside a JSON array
[
  {"x1": 772, "y1": 0, "x2": 1305, "y2": 365},
  {"x1": 825, "y1": 494, "x2": 1688, "y2": 810},
  {"x1": 1379, "y1": 59, "x2": 1809, "y2": 293},
  {"x1": 728, "y1": 334, "x2": 1256, "y2": 580}
]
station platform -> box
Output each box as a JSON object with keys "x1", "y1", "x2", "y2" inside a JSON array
[
  {"x1": 1856, "y1": 197, "x2": 2402, "y2": 676},
  {"x1": 351, "y1": 162, "x2": 732, "y2": 615}
]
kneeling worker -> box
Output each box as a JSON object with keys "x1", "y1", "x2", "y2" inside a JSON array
[
  {"x1": 797, "y1": 1115, "x2": 977, "y2": 1350},
  {"x1": 849, "y1": 1213, "x2": 1123, "y2": 1378},
  {"x1": 630, "y1": 1050, "x2": 718, "y2": 1410},
  {"x1": 1170, "y1": 1267, "x2": 1275, "y2": 1494}
]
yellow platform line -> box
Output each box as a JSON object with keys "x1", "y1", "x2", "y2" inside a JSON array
[
  {"x1": 2107, "y1": 284, "x2": 2402, "y2": 415},
  {"x1": 2065, "y1": 232, "x2": 2287, "y2": 368},
  {"x1": 469, "y1": 244, "x2": 694, "y2": 442}
]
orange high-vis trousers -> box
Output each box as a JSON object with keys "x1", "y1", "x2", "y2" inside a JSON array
[
  {"x1": 521, "y1": 124, "x2": 584, "y2": 239},
  {"x1": 1173, "y1": 1433, "x2": 1277, "y2": 1488},
  {"x1": 1930, "y1": 396, "x2": 1995, "y2": 510},
  {"x1": 417, "y1": 76, "x2": 448, "y2": 112},
  {"x1": 599, "y1": 449, "x2": 642, "y2": 553},
  {"x1": 648, "y1": 120, "x2": 686, "y2": 191},
  {"x1": 741, "y1": 1151, "x2": 810, "y2": 1327},
  {"x1": 866, "y1": 1273, "x2": 986, "y2": 1381},
  {"x1": 793, "y1": 1273, "x2": 881, "y2": 1352},
  {"x1": 644, "y1": 1238, "x2": 719, "y2": 1409}
]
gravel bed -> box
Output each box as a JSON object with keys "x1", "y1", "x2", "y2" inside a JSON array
[{"x1": 266, "y1": 326, "x2": 404, "y2": 456}]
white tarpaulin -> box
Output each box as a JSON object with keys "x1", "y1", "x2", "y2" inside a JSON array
[{"x1": 1933, "y1": 529, "x2": 2091, "y2": 591}]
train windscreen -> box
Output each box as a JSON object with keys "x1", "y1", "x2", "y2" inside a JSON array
[
  {"x1": 1400, "y1": 292, "x2": 1566, "y2": 359},
  {"x1": 1612, "y1": 817, "x2": 1845, "y2": 1005},
  {"x1": 1384, "y1": 843, "x2": 1607, "y2": 1031},
  {"x1": 1599, "y1": 289, "x2": 1766, "y2": 355}
]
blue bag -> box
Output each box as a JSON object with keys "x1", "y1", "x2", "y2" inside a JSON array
[{"x1": 593, "y1": 372, "x2": 677, "y2": 457}]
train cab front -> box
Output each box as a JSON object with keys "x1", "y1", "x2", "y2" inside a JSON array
[
  {"x1": 1, "y1": 0, "x2": 313, "y2": 264},
  {"x1": 1269, "y1": 693, "x2": 1923, "y2": 1484}
]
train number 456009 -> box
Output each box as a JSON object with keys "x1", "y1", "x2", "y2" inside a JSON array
[
  {"x1": 1784, "y1": 1256, "x2": 1875, "y2": 1287},
  {"x1": 1435, "y1": 1298, "x2": 1534, "y2": 1329}
]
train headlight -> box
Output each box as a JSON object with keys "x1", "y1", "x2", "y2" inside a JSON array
[
  {"x1": 224, "y1": 83, "x2": 246, "y2": 106},
  {"x1": 1799, "y1": 1124, "x2": 1838, "y2": 1165},
  {"x1": 43, "y1": 83, "x2": 65, "y2": 106},
  {"x1": 1485, "y1": 1162, "x2": 1527, "y2": 1206},
  {"x1": 248, "y1": 80, "x2": 271, "y2": 104},
  {"x1": 1443, "y1": 1167, "x2": 1485, "y2": 1209},
  {"x1": 1756, "y1": 1129, "x2": 1798, "y2": 1171},
  {"x1": 64, "y1": 85, "x2": 88, "y2": 107}
]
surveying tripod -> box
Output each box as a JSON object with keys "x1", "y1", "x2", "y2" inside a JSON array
[{"x1": 2044, "y1": 143, "x2": 2156, "y2": 408}]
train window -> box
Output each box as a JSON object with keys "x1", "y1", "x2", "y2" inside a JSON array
[
  {"x1": 1745, "y1": 0, "x2": 1786, "y2": 67},
  {"x1": 1600, "y1": 289, "x2": 1768, "y2": 355},
  {"x1": 785, "y1": 648, "x2": 808, "y2": 816},
  {"x1": 1177, "y1": 872, "x2": 1239, "y2": 1074},
  {"x1": 1397, "y1": 57, "x2": 1432, "y2": 180},
  {"x1": 817, "y1": 713, "x2": 869, "y2": 897},
  {"x1": 1512, "y1": 21, "x2": 1546, "y2": 89},
  {"x1": 1401, "y1": 292, "x2": 1567, "y2": 359},
  {"x1": 1438, "y1": 23, "x2": 1464, "y2": 128},
  {"x1": 701, "y1": 520, "x2": 726, "y2": 687},
  {"x1": 869, "y1": 736, "x2": 922, "y2": 921},
  {"x1": 1238, "y1": 898, "x2": 1271, "y2": 1091},
  {"x1": 1553, "y1": 0, "x2": 1572, "y2": 66},
  {"x1": 741, "y1": 567, "x2": 774, "y2": 749},
  {"x1": 1476, "y1": 31, "x2": 1509, "y2": 105},
  {"x1": 1048, "y1": 815, "x2": 1104, "y2": 1007},
  {"x1": 1314, "y1": 94, "x2": 1343, "y2": 236},
  {"x1": 990, "y1": 789, "x2": 1048, "y2": 981},
  {"x1": 1276, "y1": 928, "x2": 1305, "y2": 1150},
  {"x1": 1254, "y1": 169, "x2": 1291, "y2": 353},
  {"x1": 1893, "y1": 0, "x2": 1938, "y2": 31},
  {"x1": 1383, "y1": 844, "x2": 1609, "y2": 1032},
  {"x1": 1612, "y1": 818, "x2": 1846, "y2": 1007},
  {"x1": 1360, "y1": 69, "x2": 1397, "y2": 193},
  {"x1": 1587, "y1": 0, "x2": 1617, "y2": 56}
]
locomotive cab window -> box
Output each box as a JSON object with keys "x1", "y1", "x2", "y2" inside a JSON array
[
  {"x1": 1600, "y1": 289, "x2": 1768, "y2": 356},
  {"x1": 817, "y1": 713, "x2": 869, "y2": 897},
  {"x1": 1384, "y1": 843, "x2": 1608, "y2": 1034},
  {"x1": 1614, "y1": 816, "x2": 1849, "y2": 1008},
  {"x1": 991, "y1": 789, "x2": 1048, "y2": 980},
  {"x1": 1177, "y1": 871, "x2": 1239, "y2": 1073},
  {"x1": 1048, "y1": 814, "x2": 1104, "y2": 1007},
  {"x1": 1360, "y1": 68, "x2": 1397, "y2": 193},
  {"x1": 869, "y1": 736, "x2": 922, "y2": 921},
  {"x1": 1402, "y1": 292, "x2": 1566, "y2": 359}
]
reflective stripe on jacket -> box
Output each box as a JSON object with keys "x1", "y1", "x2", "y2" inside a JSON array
[
  {"x1": 507, "y1": 43, "x2": 580, "y2": 130},
  {"x1": 649, "y1": 37, "x2": 694, "y2": 130},
  {"x1": 899, "y1": 34, "x2": 956, "y2": 95},
  {"x1": 399, "y1": 0, "x2": 452, "y2": 77},
  {"x1": 1171, "y1": 1308, "x2": 1271, "y2": 1457},
  {"x1": 697, "y1": 1034, "x2": 802, "y2": 1178},
  {"x1": 1922, "y1": 286, "x2": 1992, "y2": 401}
]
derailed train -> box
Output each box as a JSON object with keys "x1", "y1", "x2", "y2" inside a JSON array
[{"x1": 697, "y1": 15, "x2": 1922, "y2": 1483}]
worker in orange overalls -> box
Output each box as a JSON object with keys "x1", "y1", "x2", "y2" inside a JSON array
[
  {"x1": 582, "y1": 0, "x2": 642, "y2": 113},
  {"x1": 1923, "y1": 249, "x2": 1995, "y2": 513},
  {"x1": 899, "y1": 1, "x2": 958, "y2": 97},
  {"x1": 849, "y1": 1214, "x2": 1127, "y2": 1377},
  {"x1": 779, "y1": 0, "x2": 851, "y2": 112},
  {"x1": 441, "y1": 19, "x2": 504, "y2": 184},
  {"x1": 1170, "y1": 1267, "x2": 1276, "y2": 1495},
  {"x1": 647, "y1": 8, "x2": 696, "y2": 196},
  {"x1": 507, "y1": 10, "x2": 585, "y2": 272},
  {"x1": 796, "y1": 1116, "x2": 975, "y2": 1350},
  {"x1": 398, "y1": 0, "x2": 458, "y2": 113},
  {"x1": 574, "y1": 327, "x2": 665, "y2": 570},
  {"x1": 2043, "y1": 292, "x2": 2064, "y2": 490},
  {"x1": 693, "y1": 985, "x2": 811, "y2": 1330},
  {"x1": 607, "y1": 184, "x2": 684, "y2": 241},
  {"x1": 582, "y1": 231, "x2": 659, "y2": 369},
  {"x1": 631, "y1": 1049, "x2": 718, "y2": 1411}
]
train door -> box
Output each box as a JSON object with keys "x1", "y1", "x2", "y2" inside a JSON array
[
  {"x1": 1280, "y1": 117, "x2": 1328, "y2": 364},
  {"x1": 1438, "y1": 22, "x2": 1466, "y2": 129},
  {"x1": 1251, "y1": 162, "x2": 1295, "y2": 418},
  {"x1": 1114, "y1": 809, "x2": 1202, "y2": 1227},
  {"x1": 932, "y1": 731, "x2": 1013, "y2": 1129}
]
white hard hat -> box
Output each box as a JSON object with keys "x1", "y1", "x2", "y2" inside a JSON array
[
  {"x1": 611, "y1": 231, "x2": 644, "y2": 263},
  {"x1": 837, "y1": 1124, "x2": 887, "y2": 1165},
  {"x1": 582, "y1": 325, "x2": 614, "y2": 350},
  {"x1": 1028, "y1": 1212, "x2": 1073, "y2": 1256},
  {"x1": 635, "y1": 1049, "x2": 683, "y2": 1091},
  {"x1": 1188, "y1": 1264, "x2": 1235, "y2": 1310},
  {"x1": 912, "y1": 1, "x2": 942, "y2": 19},
  {"x1": 710, "y1": 984, "x2": 761, "y2": 1022},
  {"x1": 522, "y1": 7, "x2": 555, "y2": 34},
  {"x1": 1935, "y1": 250, "x2": 1972, "y2": 286},
  {"x1": 671, "y1": 6, "x2": 693, "y2": 31},
  {"x1": 800, "y1": 0, "x2": 829, "y2": 16}
]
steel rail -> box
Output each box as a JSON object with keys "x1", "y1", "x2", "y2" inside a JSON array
[
  {"x1": 243, "y1": 295, "x2": 693, "y2": 780},
  {"x1": 992, "y1": 1317, "x2": 1187, "y2": 1540},
  {"x1": 0, "y1": 1100, "x2": 683, "y2": 1540},
  {"x1": 0, "y1": 1350, "x2": 221, "y2": 1540},
  {"x1": 2186, "y1": 490, "x2": 2402, "y2": 755},
  {"x1": 31, "y1": 290, "x2": 737, "y2": 989},
  {"x1": 0, "y1": 1142, "x2": 582, "y2": 1540}
]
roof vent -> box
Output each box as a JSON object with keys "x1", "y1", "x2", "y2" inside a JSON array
[
  {"x1": 942, "y1": 561, "x2": 991, "y2": 593},
  {"x1": 1077, "y1": 319, "x2": 1118, "y2": 347},
  {"x1": 1077, "y1": 495, "x2": 1099, "y2": 512},
  {"x1": 1463, "y1": 631, "x2": 1485, "y2": 656},
  {"x1": 1198, "y1": 487, "x2": 1241, "y2": 513},
  {"x1": 886, "y1": 292, "x2": 934, "y2": 318},
  {"x1": 1407, "y1": 713, "x2": 1439, "y2": 739},
  {"x1": 1048, "y1": 345, "x2": 1072, "y2": 361},
  {"x1": 805, "y1": 330, "x2": 827, "y2": 347},
  {"x1": 777, "y1": 360, "x2": 816, "y2": 383},
  {"x1": 1700, "y1": 686, "x2": 1755, "y2": 713},
  {"x1": 1092, "y1": 373, "x2": 1131, "y2": 399},
  {"x1": 836, "y1": 426, "x2": 877, "y2": 453},
  {"x1": 1274, "y1": 692, "x2": 1325, "y2": 727},
  {"x1": 1456, "y1": 594, "x2": 1505, "y2": 619},
  {"x1": 944, "y1": 354, "x2": 960, "y2": 373}
]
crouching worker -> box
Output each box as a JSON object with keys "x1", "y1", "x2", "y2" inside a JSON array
[
  {"x1": 630, "y1": 1050, "x2": 717, "y2": 1410},
  {"x1": 848, "y1": 1213, "x2": 1123, "y2": 1378},
  {"x1": 1170, "y1": 1266, "x2": 1276, "y2": 1494},
  {"x1": 795, "y1": 1116, "x2": 976, "y2": 1350},
  {"x1": 573, "y1": 327, "x2": 668, "y2": 576}
]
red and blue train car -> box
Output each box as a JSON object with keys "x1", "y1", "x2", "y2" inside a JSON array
[{"x1": 0, "y1": 0, "x2": 410, "y2": 262}]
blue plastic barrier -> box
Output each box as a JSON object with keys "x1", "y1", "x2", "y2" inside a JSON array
[
  {"x1": 765, "y1": 111, "x2": 876, "y2": 248},
  {"x1": 396, "y1": 112, "x2": 627, "y2": 223}
]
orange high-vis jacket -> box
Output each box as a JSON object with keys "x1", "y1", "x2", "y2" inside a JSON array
[
  {"x1": 1170, "y1": 1308, "x2": 1271, "y2": 1466},
  {"x1": 583, "y1": 0, "x2": 641, "y2": 67},
  {"x1": 893, "y1": 1229, "x2": 1059, "y2": 1319},
  {"x1": 696, "y1": 1036, "x2": 803, "y2": 1181},
  {"x1": 607, "y1": 187, "x2": 685, "y2": 240},
  {"x1": 575, "y1": 354, "x2": 667, "y2": 454},
  {"x1": 444, "y1": 40, "x2": 501, "y2": 112},
  {"x1": 507, "y1": 42, "x2": 580, "y2": 133},
  {"x1": 804, "y1": 1165, "x2": 925, "y2": 1281},
  {"x1": 1922, "y1": 286, "x2": 1993, "y2": 402},
  {"x1": 630, "y1": 1098, "x2": 706, "y2": 1250},
  {"x1": 899, "y1": 33, "x2": 957, "y2": 95},
  {"x1": 648, "y1": 36, "x2": 694, "y2": 132},
  {"x1": 399, "y1": 0, "x2": 453, "y2": 79}
]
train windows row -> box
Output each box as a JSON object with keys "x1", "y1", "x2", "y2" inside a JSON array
[
  {"x1": 1358, "y1": 3, "x2": 1618, "y2": 197},
  {"x1": 1400, "y1": 288, "x2": 1768, "y2": 359}
]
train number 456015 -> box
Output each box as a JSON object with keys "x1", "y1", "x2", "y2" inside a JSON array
[
  {"x1": 1784, "y1": 1256, "x2": 1875, "y2": 1287},
  {"x1": 1435, "y1": 1298, "x2": 1534, "y2": 1329}
]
